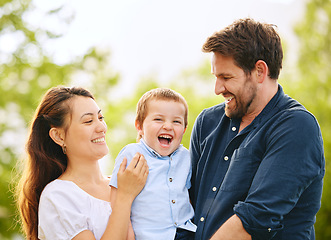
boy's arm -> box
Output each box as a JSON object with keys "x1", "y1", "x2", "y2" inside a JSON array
[{"x1": 110, "y1": 186, "x2": 135, "y2": 240}]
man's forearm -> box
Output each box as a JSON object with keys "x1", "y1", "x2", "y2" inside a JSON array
[{"x1": 210, "y1": 214, "x2": 251, "y2": 240}]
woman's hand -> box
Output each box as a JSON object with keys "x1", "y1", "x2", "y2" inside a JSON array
[
  {"x1": 117, "y1": 153, "x2": 149, "y2": 201},
  {"x1": 99, "y1": 154, "x2": 148, "y2": 240}
]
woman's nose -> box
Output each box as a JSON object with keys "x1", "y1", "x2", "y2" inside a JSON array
[{"x1": 97, "y1": 120, "x2": 107, "y2": 133}]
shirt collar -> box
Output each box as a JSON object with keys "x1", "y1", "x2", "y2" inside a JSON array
[
  {"x1": 139, "y1": 139, "x2": 180, "y2": 159},
  {"x1": 253, "y1": 84, "x2": 283, "y2": 123},
  {"x1": 238, "y1": 84, "x2": 284, "y2": 134}
]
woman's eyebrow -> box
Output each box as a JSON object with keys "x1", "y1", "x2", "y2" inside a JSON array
[{"x1": 80, "y1": 110, "x2": 101, "y2": 119}]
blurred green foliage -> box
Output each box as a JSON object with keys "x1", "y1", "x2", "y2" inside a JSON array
[
  {"x1": 0, "y1": 0, "x2": 330, "y2": 239},
  {"x1": 285, "y1": 0, "x2": 331, "y2": 238},
  {"x1": 0, "y1": 0, "x2": 119, "y2": 238}
]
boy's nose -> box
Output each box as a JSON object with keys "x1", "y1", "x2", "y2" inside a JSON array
[{"x1": 163, "y1": 122, "x2": 172, "y2": 130}]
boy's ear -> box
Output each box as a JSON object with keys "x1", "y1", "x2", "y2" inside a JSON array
[
  {"x1": 135, "y1": 120, "x2": 143, "y2": 136},
  {"x1": 49, "y1": 127, "x2": 65, "y2": 146}
]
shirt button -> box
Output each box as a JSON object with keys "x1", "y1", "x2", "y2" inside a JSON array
[
  {"x1": 224, "y1": 156, "x2": 229, "y2": 161},
  {"x1": 172, "y1": 200, "x2": 176, "y2": 204},
  {"x1": 232, "y1": 126, "x2": 236, "y2": 131},
  {"x1": 268, "y1": 228, "x2": 271, "y2": 232},
  {"x1": 212, "y1": 187, "x2": 217, "y2": 192},
  {"x1": 169, "y1": 178, "x2": 173, "y2": 182},
  {"x1": 200, "y1": 217, "x2": 205, "y2": 222}
]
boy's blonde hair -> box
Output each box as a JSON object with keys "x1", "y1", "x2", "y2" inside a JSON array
[{"x1": 135, "y1": 88, "x2": 188, "y2": 141}]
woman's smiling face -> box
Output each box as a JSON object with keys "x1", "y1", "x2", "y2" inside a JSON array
[{"x1": 64, "y1": 96, "x2": 108, "y2": 161}]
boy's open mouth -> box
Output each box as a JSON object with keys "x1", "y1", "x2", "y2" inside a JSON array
[{"x1": 158, "y1": 134, "x2": 173, "y2": 145}]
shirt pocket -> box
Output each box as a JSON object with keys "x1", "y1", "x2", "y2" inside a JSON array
[{"x1": 219, "y1": 147, "x2": 261, "y2": 192}]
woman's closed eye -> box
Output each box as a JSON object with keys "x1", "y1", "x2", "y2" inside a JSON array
[{"x1": 84, "y1": 119, "x2": 93, "y2": 124}]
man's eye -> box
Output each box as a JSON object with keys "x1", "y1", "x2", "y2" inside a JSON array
[{"x1": 84, "y1": 120, "x2": 93, "y2": 124}]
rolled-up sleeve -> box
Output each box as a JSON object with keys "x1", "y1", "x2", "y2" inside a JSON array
[{"x1": 234, "y1": 110, "x2": 325, "y2": 239}]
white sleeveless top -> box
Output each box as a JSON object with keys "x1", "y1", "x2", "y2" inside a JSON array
[{"x1": 38, "y1": 179, "x2": 112, "y2": 240}]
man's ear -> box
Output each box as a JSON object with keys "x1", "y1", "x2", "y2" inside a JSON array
[
  {"x1": 49, "y1": 127, "x2": 65, "y2": 146},
  {"x1": 255, "y1": 60, "x2": 268, "y2": 83}
]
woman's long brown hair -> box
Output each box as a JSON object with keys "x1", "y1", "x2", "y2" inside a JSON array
[{"x1": 16, "y1": 86, "x2": 94, "y2": 239}]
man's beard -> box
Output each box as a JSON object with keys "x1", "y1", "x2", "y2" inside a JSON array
[{"x1": 225, "y1": 76, "x2": 257, "y2": 119}]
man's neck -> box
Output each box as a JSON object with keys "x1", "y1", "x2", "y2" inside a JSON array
[{"x1": 239, "y1": 81, "x2": 278, "y2": 132}]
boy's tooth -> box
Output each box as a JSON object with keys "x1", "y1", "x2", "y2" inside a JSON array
[{"x1": 159, "y1": 135, "x2": 171, "y2": 139}]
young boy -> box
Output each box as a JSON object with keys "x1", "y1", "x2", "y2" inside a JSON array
[{"x1": 109, "y1": 88, "x2": 196, "y2": 240}]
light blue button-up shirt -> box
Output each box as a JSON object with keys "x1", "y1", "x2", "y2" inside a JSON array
[{"x1": 110, "y1": 139, "x2": 196, "y2": 240}]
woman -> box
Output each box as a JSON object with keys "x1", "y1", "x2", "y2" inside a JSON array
[{"x1": 16, "y1": 86, "x2": 149, "y2": 240}]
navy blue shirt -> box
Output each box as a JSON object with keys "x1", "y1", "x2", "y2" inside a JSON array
[{"x1": 189, "y1": 85, "x2": 325, "y2": 240}]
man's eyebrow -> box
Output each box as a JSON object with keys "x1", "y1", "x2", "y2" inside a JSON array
[
  {"x1": 213, "y1": 72, "x2": 232, "y2": 77},
  {"x1": 80, "y1": 109, "x2": 102, "y2": 119}
]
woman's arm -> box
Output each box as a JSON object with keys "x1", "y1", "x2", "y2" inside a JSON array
[
  {"x1": 73, "y1": 153, "x2": 148, "y2": 240},
  {"x1": 110, "y1": 187, "x2": 135, "y2": 240},
  {"x1": 104, "y1": 153, "x2": 148, "y2": 239}
]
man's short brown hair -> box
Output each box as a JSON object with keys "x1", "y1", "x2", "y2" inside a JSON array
[{"x1": 202, "y1": 18, "x2": 283, "y2": 79}]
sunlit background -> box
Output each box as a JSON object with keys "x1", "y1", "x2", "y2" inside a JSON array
[
  {"x1": 20, "y1": 0, "x2": 304, "y2": 94},
  {"x1": 2, "y1": 0, "x2": 331, "y2": 239},
  {"x1": 33, "y1": 0, "x2": 305, "y2": 178}
]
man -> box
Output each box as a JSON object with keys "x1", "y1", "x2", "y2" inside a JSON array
[{"x1": 189, "y1": 18, "x2": 325, "y2": 240}]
